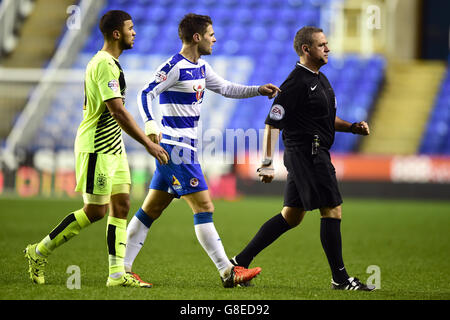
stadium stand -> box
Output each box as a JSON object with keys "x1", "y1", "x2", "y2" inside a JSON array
[
  {"x1": 0, "y1": 0, "x2": 75, "y2": 140},
  {"x1": 0, "y1": 0, "x2": 35, "y2": 60},
  {"x1": 30, "y1": 0, "x2": 386, "y2": 154},
  {"x1": 420, "y1": 63, "x2": 450, "y2": 155},
  {"x1": 361, "y1": 60, "x2": 446, "y2": 155}
]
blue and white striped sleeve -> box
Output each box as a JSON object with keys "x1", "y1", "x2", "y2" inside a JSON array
[{"x1": 137, "y1": 60, "x2": 179, "y2": 124}]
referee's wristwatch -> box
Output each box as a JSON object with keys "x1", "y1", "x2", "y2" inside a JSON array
[{"x1": 261, "y1": 158, "x2": 272, "y2": 166}]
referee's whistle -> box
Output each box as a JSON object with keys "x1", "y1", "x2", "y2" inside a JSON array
[{"x1": 312, "y1": 135, "x2": 320, "y2": 155}]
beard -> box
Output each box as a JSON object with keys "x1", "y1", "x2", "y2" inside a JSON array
[
  {"x1": 198, "y1": 44, "x2": 212, "y2": 56},
  {"x1": 120, "y1": 38, "x2": 133, "y2": 50}
]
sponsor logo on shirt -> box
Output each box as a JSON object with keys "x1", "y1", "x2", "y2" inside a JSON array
[
  {"x1": 193, "y1": 84, "x2": 205, "y2": 103},
  {"x1": 155, "y1": 70, "x2": 167, "y2": 83},
  {"x1": 172, "y1": 175, "x2": 182, "y2": 190},
  {"x1": 108, "y1": 79, "x2": 120, "y2": 92},
  {"x1": 269, "y1": 104, "x2": 285, "y2": 121}
]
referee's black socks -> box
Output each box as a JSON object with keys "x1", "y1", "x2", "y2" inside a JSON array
[
  {"x1": 235, "y1": 213, "x2": 291, "y2": 268},
  {"x1": 320, "y1": 218, "x2": 350, "y2": 284}
]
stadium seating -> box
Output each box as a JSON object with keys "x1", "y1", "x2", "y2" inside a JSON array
[
  {"x1": 419, "y1": 66, "x2": 450, "y2": 155},
  {"x1": 31, "y1": 0, "x2": 386, "y2": 154}
]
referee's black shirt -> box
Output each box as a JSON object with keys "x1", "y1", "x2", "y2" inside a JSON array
[{"x1": 265, "y1": 62, "x2": 337, "y2": 150}]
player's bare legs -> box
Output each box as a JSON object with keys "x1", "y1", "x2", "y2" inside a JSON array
[
  {"x1": 320, "y1": 205, "x2": 342, "y2": 220},
  {"x1": 281, "y1": 206, "x2": 307, "y2": 227},
  {"x1": 109, "y1": 192, "x2": 130, "y2": 219},
  {"x1": 81, "y1": 204, "x2": 107, "y2": 222},
  {"x1": 141, "y1": 189, "x2": 176, "y2": 220},
  {"x1": 182, "y1": 189, "x2": 214, "y2": 213}
]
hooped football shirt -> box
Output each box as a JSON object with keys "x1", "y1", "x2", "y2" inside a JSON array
[{"x1": 75, "y1": 50, "x2": 126, "y2": 155}]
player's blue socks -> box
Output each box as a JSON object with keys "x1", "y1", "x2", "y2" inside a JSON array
[
  {"x1": 193, "y1": 212, "x2": 233, "y2": 277},
  {"x1": 124, "y1": 208, "x2": 155, "y2": 272},
  {"x1": 135, "y1": 207, "x2": 154, "y2": 228},
  {"x1": 193, "y1": 211, "x2": 214, "y2": 225}
]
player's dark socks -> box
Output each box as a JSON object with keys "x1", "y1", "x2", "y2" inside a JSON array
[
  {"x1": 320, "y1": 217, "x2": 349, "y2": 284},
  {"x1": 235, "y1": 213, "x2": 291, "y2": 268}
]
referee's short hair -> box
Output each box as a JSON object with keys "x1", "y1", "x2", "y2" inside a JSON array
[
  {"x1": 294, "y1": 26, "x2": 324, "y2": 56},
  {"x1": 178, "y1": 13, "x2": 213, "y2": 43},
  {"x1": 99, "y1": 10, "x2": 132, "y2": 39}
]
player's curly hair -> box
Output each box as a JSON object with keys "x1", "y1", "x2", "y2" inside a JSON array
[
  {"x1": 99, "y1": 10, "x2": 132, "y2": 39},
  {"x1": 294, "y1": 26, "x2": 323, "y2": 56},
  {"x1": 178, "y1": 13, "x2": 213, "y2": 43}
]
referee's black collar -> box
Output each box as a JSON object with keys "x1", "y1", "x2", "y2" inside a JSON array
[{"x1": 296, "y1": 62, "x2": 319, "y2": 75}]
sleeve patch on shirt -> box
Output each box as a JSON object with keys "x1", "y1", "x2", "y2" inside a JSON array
[
  {"x1": 269, "y1": 104, "x2": 285, "y2": 121},
  {"x1": 155, "y1": 70, "x2": 168, "y2": 83},
  {"x1": 108, "y1": 79, "x2": 120, "y2": 92}
]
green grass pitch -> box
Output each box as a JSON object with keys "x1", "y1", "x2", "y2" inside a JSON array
[{"x1": 0, "y1": 196, "x2": 449, "y2": 300}]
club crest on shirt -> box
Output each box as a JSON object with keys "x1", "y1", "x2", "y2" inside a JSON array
[
  {"x1": 108, "y1": 79, "x2": 119, "y2": 92},
  {"x1": 190, "y1": 177, "x2": 199, "y2": 187},
  {"x1": 269, "y1": 104, "x2": 285, "y2": 121},
  {"x1": 96, "y1": 173, "x2": 107, "y2": 190},
  {"x1": 193, "y1": 84, "x2": 205, "y2": 102}
]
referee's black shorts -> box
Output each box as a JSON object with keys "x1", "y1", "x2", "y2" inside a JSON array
[{"x1": 283, "y1": 146, "x2": 342, "y2": 211}]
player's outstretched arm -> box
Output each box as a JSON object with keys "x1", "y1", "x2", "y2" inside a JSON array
[
  {"x1": 335, "y1": 116, "x2": 370, "y2": 135},
  {"x1": 105, "y1": 98, "x2": 169, "y2": 164},
  {"x1": 258, "y1": 124, "x2": 280, "y2": 183},
  {"x1": 204, "y1": 61, "x2": 281, "y2": 99}
]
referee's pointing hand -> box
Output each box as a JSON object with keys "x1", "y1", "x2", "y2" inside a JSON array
[{"x1": 258, "y1": 83, "x2": 281, "y2": 99}]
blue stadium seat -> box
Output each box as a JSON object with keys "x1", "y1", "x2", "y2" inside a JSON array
[
  {"x1": 249, "y1": 24, "x2": 268, "y2": 42},
  {"x1": 234, "y1": 7, "x2": 253, "y2": 25},
  {"x1": 254, "y1": 8, "x2": 276, "y2": 25},
  {"x1": 277, "y1": 7, "x2": 299, "y2": 25},
  {"x1": 420, "y1": 66, "x2": 450, "y2": 154},
  {"x1": 287, "y1": 0, "x2": 305, "y2": 8}
]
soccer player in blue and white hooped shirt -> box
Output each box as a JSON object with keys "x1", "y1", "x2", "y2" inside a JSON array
[{"x1": 124, "y1": 13, "x2": 280, "y2": 287}]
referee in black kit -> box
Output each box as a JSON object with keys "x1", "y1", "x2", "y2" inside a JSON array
[{"x1": 231, "y1": 27, "x2": 375, "y2": 291}]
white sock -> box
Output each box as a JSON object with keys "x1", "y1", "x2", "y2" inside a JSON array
[
  {"x1": 124, "y1": 210, "x2": 152, "y2": 272},
  {"x1": 193, "y1": 212, "x2": 233, "y2": 278}
]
